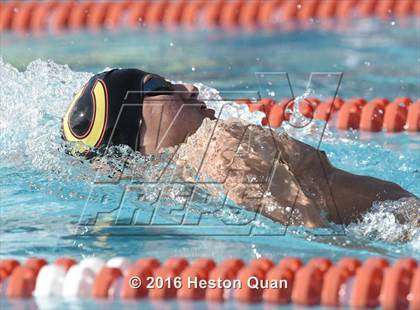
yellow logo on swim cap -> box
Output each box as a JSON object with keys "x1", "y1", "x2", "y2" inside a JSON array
[{"x1": 63, "y1": 79, "x2": 108, "y2": 153}]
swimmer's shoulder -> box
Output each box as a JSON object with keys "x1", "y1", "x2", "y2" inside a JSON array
[{"x1": 183, "y1": 117, "x2": 290, "y2": 157}]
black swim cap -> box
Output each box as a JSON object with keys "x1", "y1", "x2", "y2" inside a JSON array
[{"x1": 62, "y1": 69, "x2": 149, "y2": 155}]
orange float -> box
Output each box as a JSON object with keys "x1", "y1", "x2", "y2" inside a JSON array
[
  {"x1": 395, "y1": 0, "x2": 415, "y2": 17},
  {"x1": 104, "y1": 1, "x2": 129, "y2": 30},
  {"x1": 282, "y1": 0, "x2": 299, "y2": 22},
  {"x1": 203, "y1": 0, "x2": 224, "y2": 27},
  {"x1": 191, "y1": 258, "x2": 216, "y2": 271},
  {"x1": 298, "y1": 0, "x2": 320, "y2": 21},
  {"x1": 336, "y1": 0, "x2": 357, "y2": 18},
  {"x1": 92, "y1": 267, "x2": 123, "y2": 298},
  {"x1": 313, "y1": 97, "x2": 343, "y2": 121},
  {"x1": 250, "y1": 258, "x2": 274, "y2": 273},
  {"x1": 406, "y1": 100, "x2": 420, "y2": 132},
  {"x1": 220, "y1": 0, "x2": 244, "y2": 30},
  {"x1": 364, "y1": 257, "x2": 390, "y2": 269},
  {"x1": 0, "y1": 1, "x2": 20, "y2": 31},
  {"x1": 369, "y1": 97, "x2": 390, "y2": 108},
  {"x1": 242, "y1": 96, "x2": 418, "y2": 132},
  {"x1": 261, "y1": 98, "x2": 276, "y2": 114},
  {"x1": 0, "y1": 267, "x2": 8, "y2": 282},
  {"x1": 376, "y1": 0, "x2": 397, "y2": 19},
  {"x1": 68, "y1": 1, "x2": 92, "y2": 30},
  {"x1": 24, "y1": 257, "x2": 47, "y2": 276},
  {"x1": 350, "y1": 266, "x2": 384, "y2": 308},
  {"x1": 239, "y1": 0, "x2": 261, "y2": 30},
  {"x1": 263, "y1": 266, "x2": 294, "y2": 304},
  {"x1": 1, "y1": 255, "x2": 419, "y2": 306},
  {"x1": 87, "y1": 1, "x2": 111, "y2": 31},
  {"x1": 415, "y1": 0, "x2": 420, "y2": 16},
  {"x1": 394, "y1": 257, "x2": 418, "y2": 271},
  {"x1": 347, "y1": 97, "x2": 368, "y2": 107},
  {"x1": 11, "y1": 1, "x2": 36, "y2": 33},
  {"x1": 54, "y1": 257, "x2": 77, "y2": 272},
  {"x1": 163, "y1": 0, "x2": 186, "y2": 29},
  {"x1": 336, "y1": 101, "x2": 362, "y2": 130},
  {"x1": 279, "y1": 256, "x2": 304, "y2": 272},
  {"x1": 219, "y1": 258, "x2": 245, "y2": 272},
  {"x1": 393, "y1": 96, "x2": 413, "y2": 106},
  {"x1": 328, "y1": 96, "x2": 346, "y2": 110},
  {"x1": 307, "y1": 257, "x2": 332, "y2": 274},
  {"x1": 360, "y1": 100, "x2": 386, "y2": 131},
  {"x1": 409, "y1": 268, "x2": 420, "y2": 310},
  {"x1": 145, "y1": 0, "x2": 168, "y2": 28},
  {"x1": 321, "y1": 266, "x2": 352, "y2": 307},
  {"x1": 258, "y1": 0, "x2": 281, "y2": 29},
  {"x1": 149, "y1": 266, "x2": 181, "y2": 299},
  {"x1": 30, "y1": 1, "x2": 57, "y2": 33},
  {"x1": 181, "y1": 0, "x2": 206, "y2": 27},
  {"x1": 0, "y1": 259, "x2": 20, "y2": 275},
  {"x1": 357, "y1": 0, "x2": 378, "y2": 17},
  {"x1": 137, "y1": 257, "x2": 161, "y2": 270},
  {"x1": 6, "y1": 266, "x2": 37, "y2": 298},
  {"x1": 163, "y1": 256, "x2": 189, "y2": 273},
  {"x1": 50, "y1": 1, "x2": 74, "y2": 32},
  {"x1": 177, "y1": 267, "x2": 209, "y2": 300},
  {"x1": 380, "y1": 266, "x2": 413, "y2": 310},
  {"x1": 383, "y1": 101, "x2": 408, "y2": 132},
  {"x1": 127, "y1": 1, "x2": 149, "y2": 28},
  {"x1": 120, "y1": 265, "x2": 153, "y2": 299},
  {"x1": 234, "y1": 266, "x2": 266, "y2": 303},
  {"x1": 0, "y1": 0, "x2": 419, "y2": 32},
  {"x1": 205, "y1": 266, "x2": 239, "y2": 301},
  {"x1": 291, "y1": 265, "x2": 324, "y2": 306},
  {"x1": 297, "y1": 97, "x2": 320, "y2": 118},
  {"x1": 317, "y1": 0, "x2": 337, "y2": 18},
  {"x1": 337, "y1": 257, "x2": 361, "y2": 275},
  {"x1": 247, "y1": 100, "x2": 266, "y2": 113},
  {"x1": 314, "y1": 102, "x2": 334, "y2": 121},
  {"x1": 267, "y1": 99, "x2": 290, "y2": 128}
]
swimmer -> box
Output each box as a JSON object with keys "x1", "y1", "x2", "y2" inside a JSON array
[{"x1": 62, "y1": 68, "x2": 417, "y2": 228}]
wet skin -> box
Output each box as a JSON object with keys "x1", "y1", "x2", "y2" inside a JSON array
[
  {"x1": 139, "y1": 74, "x2": 215, "y2": 155},
  {"x1": 136, "y1": 75, "x2": 415, "y2": 227}
]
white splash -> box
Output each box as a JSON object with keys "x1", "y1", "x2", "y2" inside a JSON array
[
  {"x1": 0, "y1": 58, "x2": 92, "y2": 175},
  {"x1": 347, "y1": 197, "x2": 420, "y2": 246}
]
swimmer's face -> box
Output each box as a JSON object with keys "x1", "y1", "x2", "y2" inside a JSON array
[{"x1": 140, "y1": 75, "x2": 216, "y2": 154}]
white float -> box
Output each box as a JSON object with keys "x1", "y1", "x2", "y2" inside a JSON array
[
  {"x1": 62, "y1": 265, "x2": 95, "y2": 298},
  {"x1": 78, "y1": 257, "x2": 105, "y2": 274},
  {"x1": 33, "y1": 264, "x2": 66, "y2": 297},
  {"x1": 106, "y1": 257, "x2": 130, "y2": 274}
]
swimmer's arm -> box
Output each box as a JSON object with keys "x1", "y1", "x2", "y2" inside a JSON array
[
  {"x1": 191, "y1": 147, "x2": 329, "y2": 228},
  {"x1": 281, "y1": 135, "x2": 416, "y2": 224},
  {"x1": 177, "y1": 119, "x2": 330, "y2": 228},
  {"x1": 326, "y1": 167, "x2": 415, "y2": 224},
  {"x1": 200, "y1": 180, "x2": 328, "y2": 228}
]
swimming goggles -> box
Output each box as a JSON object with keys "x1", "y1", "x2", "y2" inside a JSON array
[{"x1": 143, "y1": 75, "x2": 175, "y2": 97}]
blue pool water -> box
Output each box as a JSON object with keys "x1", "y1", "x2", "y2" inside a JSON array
[{"x1": 0, "y1": 17, "x2": 419, "y2": 309}]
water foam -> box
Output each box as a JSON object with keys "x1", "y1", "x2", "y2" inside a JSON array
[
  {"x1": 0, "y1": 58, "x2": 92, "y2": 175},
  {"x1": 347, "y1": 197, "x2": 420, "y2": 246},
  {"x1": 1, "y1": 59, "x2": 418, "y2": 246}
]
